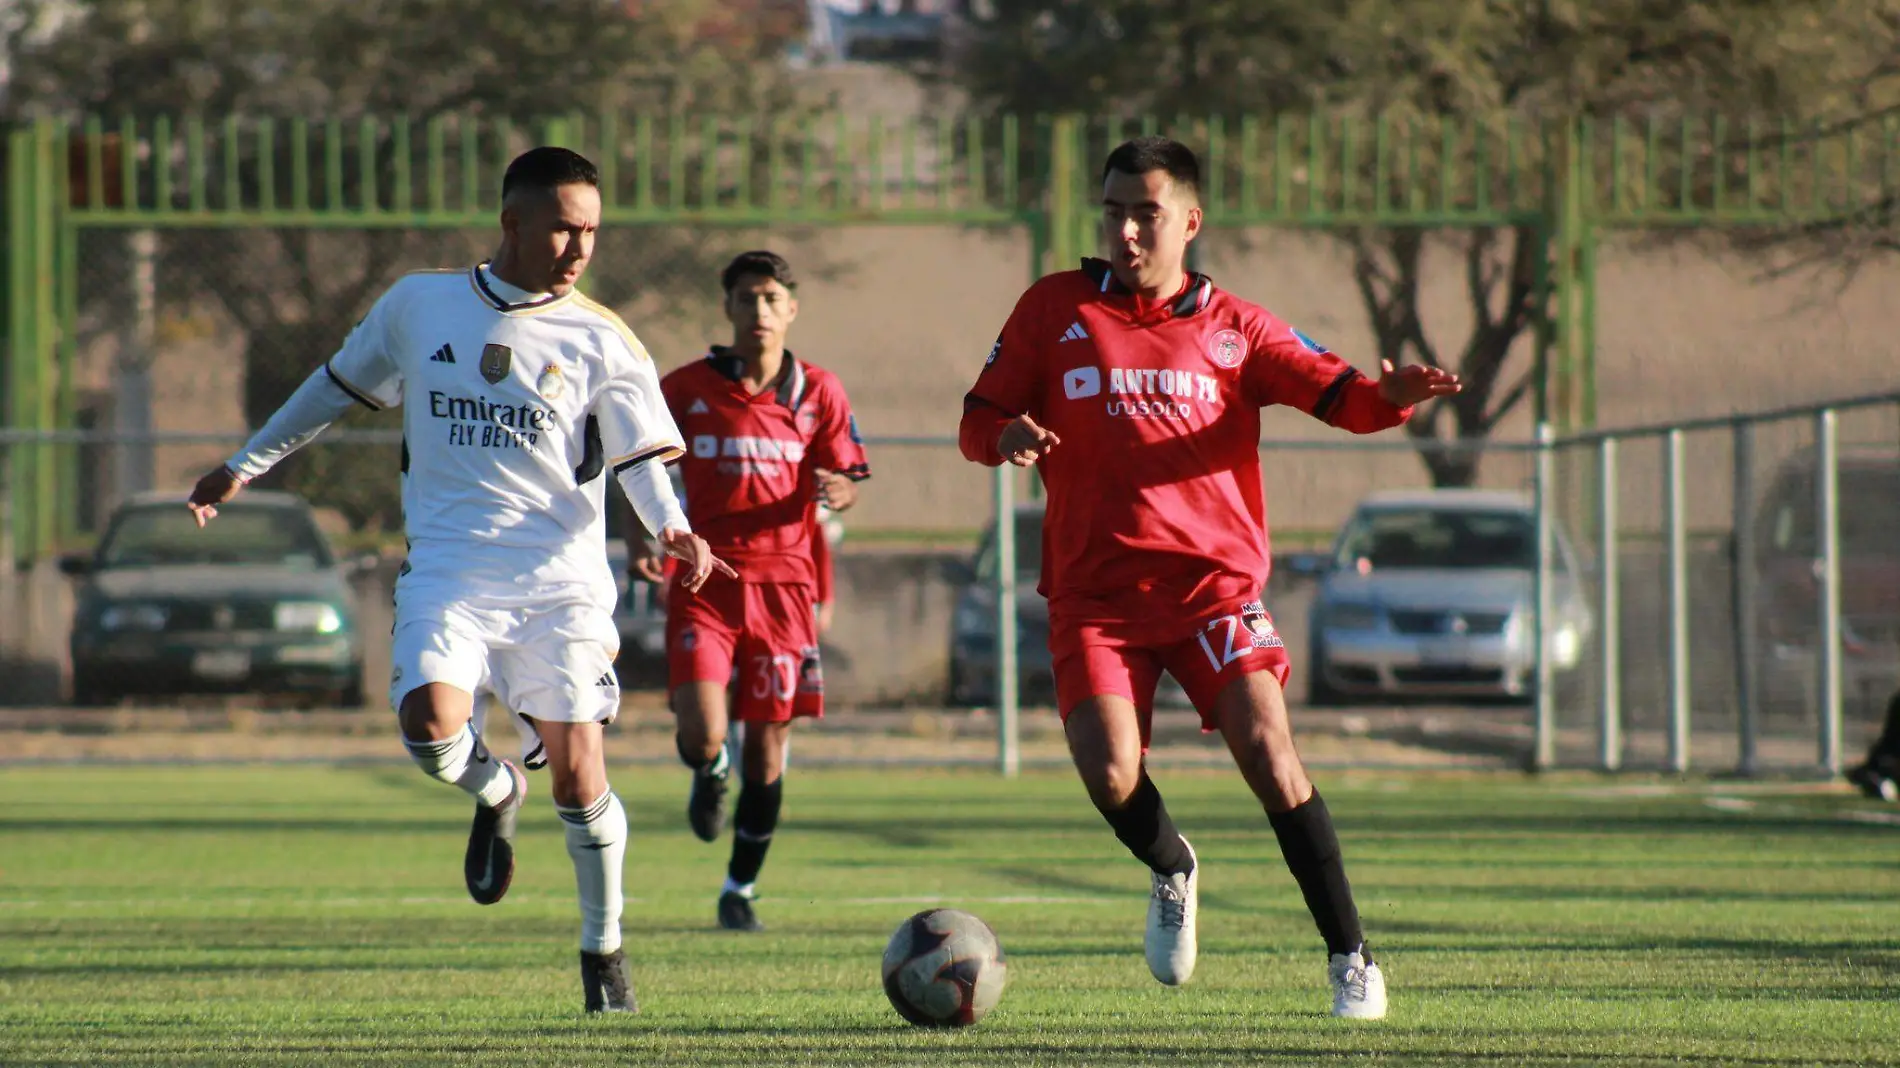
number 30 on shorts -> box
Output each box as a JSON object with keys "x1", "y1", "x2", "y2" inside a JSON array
[
  {"x1": 1195, "y1": 600, "x2": 1285, "y2": 671},
  {"x1": 750, "y1": 654, "x2": 797, "y2": 700}
]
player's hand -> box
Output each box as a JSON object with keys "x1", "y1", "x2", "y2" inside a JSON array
[
  {"x1": 186, "y1": 466, "x2": 245, "y2": 528},
  {"x1": 815, "y1": 599, "x2": 835, "y2": 635},
  {"x1": 631, "y1": 549, "x2": 667, "y2": 586},
  {"x1": 659, "y1": 527, "x2": 736, "y2": 593},
  {"x1": 813, "y1": 468, "x2": 859, "y2": 512},
  {"x1": 996, "y1": 414, "x2": 1060, "y2": 467},
  {"x1": 1377, "y1": 359, "x2": 1463, "y2": 407}
]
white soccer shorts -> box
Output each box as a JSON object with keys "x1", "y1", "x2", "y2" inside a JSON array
[{"x1": 389, "y1": 597, "x2": 620, "y2": 767}]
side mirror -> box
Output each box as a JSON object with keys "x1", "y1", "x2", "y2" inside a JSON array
[{"x1": 58, "y1": 553, "x2": 92, "y2": 577}]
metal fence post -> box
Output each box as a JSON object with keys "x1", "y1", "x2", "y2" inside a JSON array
[
  {"x1": 1596, "y1": 435, "x2": 1622, "y2": 771},
  {"x1": 993, "y1": 463, "x2": 1020, "y2": 778},
  {"x1": 1815, "y1": 409, "x2": 1843, "y2": 775},
  {"x1": 1664, "y1": 428, "x2": 1691, "y2": 773},
  {"x1": 1732, "y1": 420, "x2": 1760, "y2": 776},
  {"x1": 1532, "y1": 423, "x2": 1556, "y2": 771}
]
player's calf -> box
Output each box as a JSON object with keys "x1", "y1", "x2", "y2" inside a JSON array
[
  {"x1": 719, "y1": 775, "x2": 783, "y2": 931},
  {"x1": 558, "y1": 789, "x2": 628, "y2": 957}
]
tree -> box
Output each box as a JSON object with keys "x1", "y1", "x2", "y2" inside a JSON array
[
  {"x1": 2, "y1": 0, "x2": 806, "y2": 527},
  {"x1": 949, "y1": 0, "x2": 1900, "y2": 484}
]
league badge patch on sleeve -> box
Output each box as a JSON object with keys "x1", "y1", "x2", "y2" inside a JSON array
[
  {"x1": 848, "y1": 413, "x2": 864, "y2": 444},
  {"x1": 1292, "y1": 329, "x2": 1331, "y2": 355},
  {"x1": 985, "y1": 339, "x2": 1001, "y2": 366}
]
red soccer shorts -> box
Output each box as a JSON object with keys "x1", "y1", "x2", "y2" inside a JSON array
[
  {"x1": 1050, "y1": 597, "x2": 1291, "y2": 747},
  {"x1": 666, "y1": 578, "x2": 824, "y2": 723}
]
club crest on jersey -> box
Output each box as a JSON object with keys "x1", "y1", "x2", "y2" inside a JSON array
[
  {"x1": 480, "y1": 344, "x2": 513, "y2": 385},
  {"x1": 535, "y1": 363, "x2": 565, "y2": 400},
  {"x1": 1240, "y1": 600, "x2": 1284, "y2": 648},
  {"x1": 1207, "y1": 329, "x2": 1246, "y2": 369}
]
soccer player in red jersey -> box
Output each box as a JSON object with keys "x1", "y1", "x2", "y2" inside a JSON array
[
  {"x1": 958, "y1": 138, "x2": 1460, "y2": 1018},
  {"x1": 631, "y1": 250, "x2": 869, "y2": 931}
]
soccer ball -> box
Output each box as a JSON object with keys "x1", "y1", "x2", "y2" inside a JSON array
[{"x1": 880, "y1": 908, "x2": 1008, "y2": 1028}]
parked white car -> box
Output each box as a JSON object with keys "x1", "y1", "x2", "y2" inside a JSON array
[{"x1": 1292, "y1": 490, "x2": 1593, "y2": 705}]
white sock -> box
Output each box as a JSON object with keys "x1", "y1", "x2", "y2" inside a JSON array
[
  {"x1": 403, "y1": 724, "x2": 514, "y2": 808},
  {"x1": 721, "y1": 877, "x2": 756, "y2": 899},
  {"x1": 557, "y1": 790, "x2": 626, "y2": 955}
]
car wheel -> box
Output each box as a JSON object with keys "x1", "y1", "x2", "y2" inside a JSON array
[{"x1": 71, "y1": 674, "x2": 116, "y2": 707}]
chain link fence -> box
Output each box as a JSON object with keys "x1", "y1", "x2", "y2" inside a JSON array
[{"x1": 1545, "y1": 395, "x2": 1900, "y2": 774}]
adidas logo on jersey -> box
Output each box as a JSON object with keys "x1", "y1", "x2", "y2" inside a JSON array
[
  {"x1": 1059, "y1": 322, "x2": 1090, "y2": 343},
  {"x1": 596, "y1": 673, "x2": 615, "y2": 688},
  {"x1": 430, "y1": 344, "x2": 456, "y2": 364},
  {"x1": 688, "y1": 399, "x2": 711, "y2": 415}
]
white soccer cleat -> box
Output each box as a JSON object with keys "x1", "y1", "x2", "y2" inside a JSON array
[
  {"x1": 1144, "y1": 839, "x2": 1199, "y2": 986},
  {"x1": 1329, "y1": 951, "x2": 1387, "y2": 1019}
]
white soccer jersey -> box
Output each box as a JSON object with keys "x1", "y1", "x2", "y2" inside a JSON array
[{"x1": 318, "y1": 265, "x2": 683, "y2": 608}]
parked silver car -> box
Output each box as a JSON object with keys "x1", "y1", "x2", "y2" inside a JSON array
[{"x1": 1293, "y1": 490, "x2": 1592, "y2": 704}]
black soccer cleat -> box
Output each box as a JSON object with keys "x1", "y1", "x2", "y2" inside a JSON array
[
  {"x1": 718, "y1": 890, "x2": 765, "y2": 932},
  {"x1": 687, "y1": 767, "x2": 730, "y2": 843},
  {"x1": 464, "y1": 761, "x2": 527, "y2": 906},
  {"x1": 1847, "y1": 760, "x2": 1900, "y2": 802},
  {"x1": 580, "y1": 948, "x2": 638, "y2": 1014}
]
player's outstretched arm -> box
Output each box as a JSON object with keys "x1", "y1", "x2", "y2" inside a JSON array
[
  {"x1": 1376, "y1": 359, "x2": 1462, "y2": 408},
  {"x1": 615, "y1": 457, "x2": 734, "y2": 592},
  {"x1": 959, "y1": 401, "x2": 1060, "y2": 468},
  {"x1": 657, "y1": 526, "x2": 737, "y2": 593},
  {"x1": 187, "y1": 366, "x2": 367, "y2": 527}
]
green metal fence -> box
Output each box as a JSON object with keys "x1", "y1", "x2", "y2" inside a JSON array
[{"x1": 5, "y1": 109, "x2": 1895, "y2": 561}]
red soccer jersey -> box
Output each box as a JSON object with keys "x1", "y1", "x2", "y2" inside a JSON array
[
  {"x1": 662, "y1": 349, "x2": 869, "y2": 586},
  {"x1": 959, "y1": 259, "x2": 1411, "y2": 637}
]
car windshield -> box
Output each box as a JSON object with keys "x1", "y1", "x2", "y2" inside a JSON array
[
  {"x1": 97, "y1": 505, "x2": 332, "y2": 570},
  {"x1": 975, "y1": 513, "x2": 1044, "y2": 582},
  {"x1": 1335, "y1": 508, "x2": 1535, "y2": 570}
]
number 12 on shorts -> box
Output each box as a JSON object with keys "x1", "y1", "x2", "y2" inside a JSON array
[{"x1": 1196, "y1": 601, "x2": 1284, "y2": 672}]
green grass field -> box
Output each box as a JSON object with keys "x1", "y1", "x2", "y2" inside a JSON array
[{"x1": 0, "y1": 765, "x2": 1894, "y2": 1067}]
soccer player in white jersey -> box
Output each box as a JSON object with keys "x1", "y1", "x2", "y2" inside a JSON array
[{"x1": 185, "y1": 147, "x2": 731, "y2": 1015}]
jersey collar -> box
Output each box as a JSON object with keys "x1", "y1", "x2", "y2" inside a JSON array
[
  {"x1": 469, "y1": 263, "x2": 575, "y2": 314},
  {"x1": 706, "y1": 346, "x2": 807, "y2": 409},
  {"x1": 1080, "y1": 257, "x2": 1214, "y2": 320}
]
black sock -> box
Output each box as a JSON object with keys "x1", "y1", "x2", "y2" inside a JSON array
[
  {"x1": 676, "y1": 733, "x2": 728, "y2": 777},
  {"x1": 1268, "y1": 790, "x2": 1369, "y2": 961},
  {"x1": 727, "y1": 776, "x2": 784, "y2": 888},
  {"x1": 1872, "y1": 690, "x2": 1900, "y2": 764},
  {"x1": 1098, "y1": 772, "x2": 1193, "y2": 877}
]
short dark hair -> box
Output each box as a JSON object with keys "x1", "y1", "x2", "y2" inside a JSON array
[
  {"x1": 1102, "y1": 136, "x2": 1201, "y2": 198},
  {"x1": 721, "y1": 250, "x2": 797, "y2": 295},
  {"x1": 501, "y1": 146, "x2": 600, "y2": 202}
]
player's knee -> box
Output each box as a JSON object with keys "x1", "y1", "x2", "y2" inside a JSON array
[
  {"x1": 1079, "y1": 755, "x2": 1144, "y2": 811},
  {"x1": 674, "y1": 731, "x2": 724, "y2": 769}
]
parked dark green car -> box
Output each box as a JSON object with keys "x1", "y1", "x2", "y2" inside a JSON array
[{"x1": 61, "y1": 491, "x2": 373, "y2": 707}]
